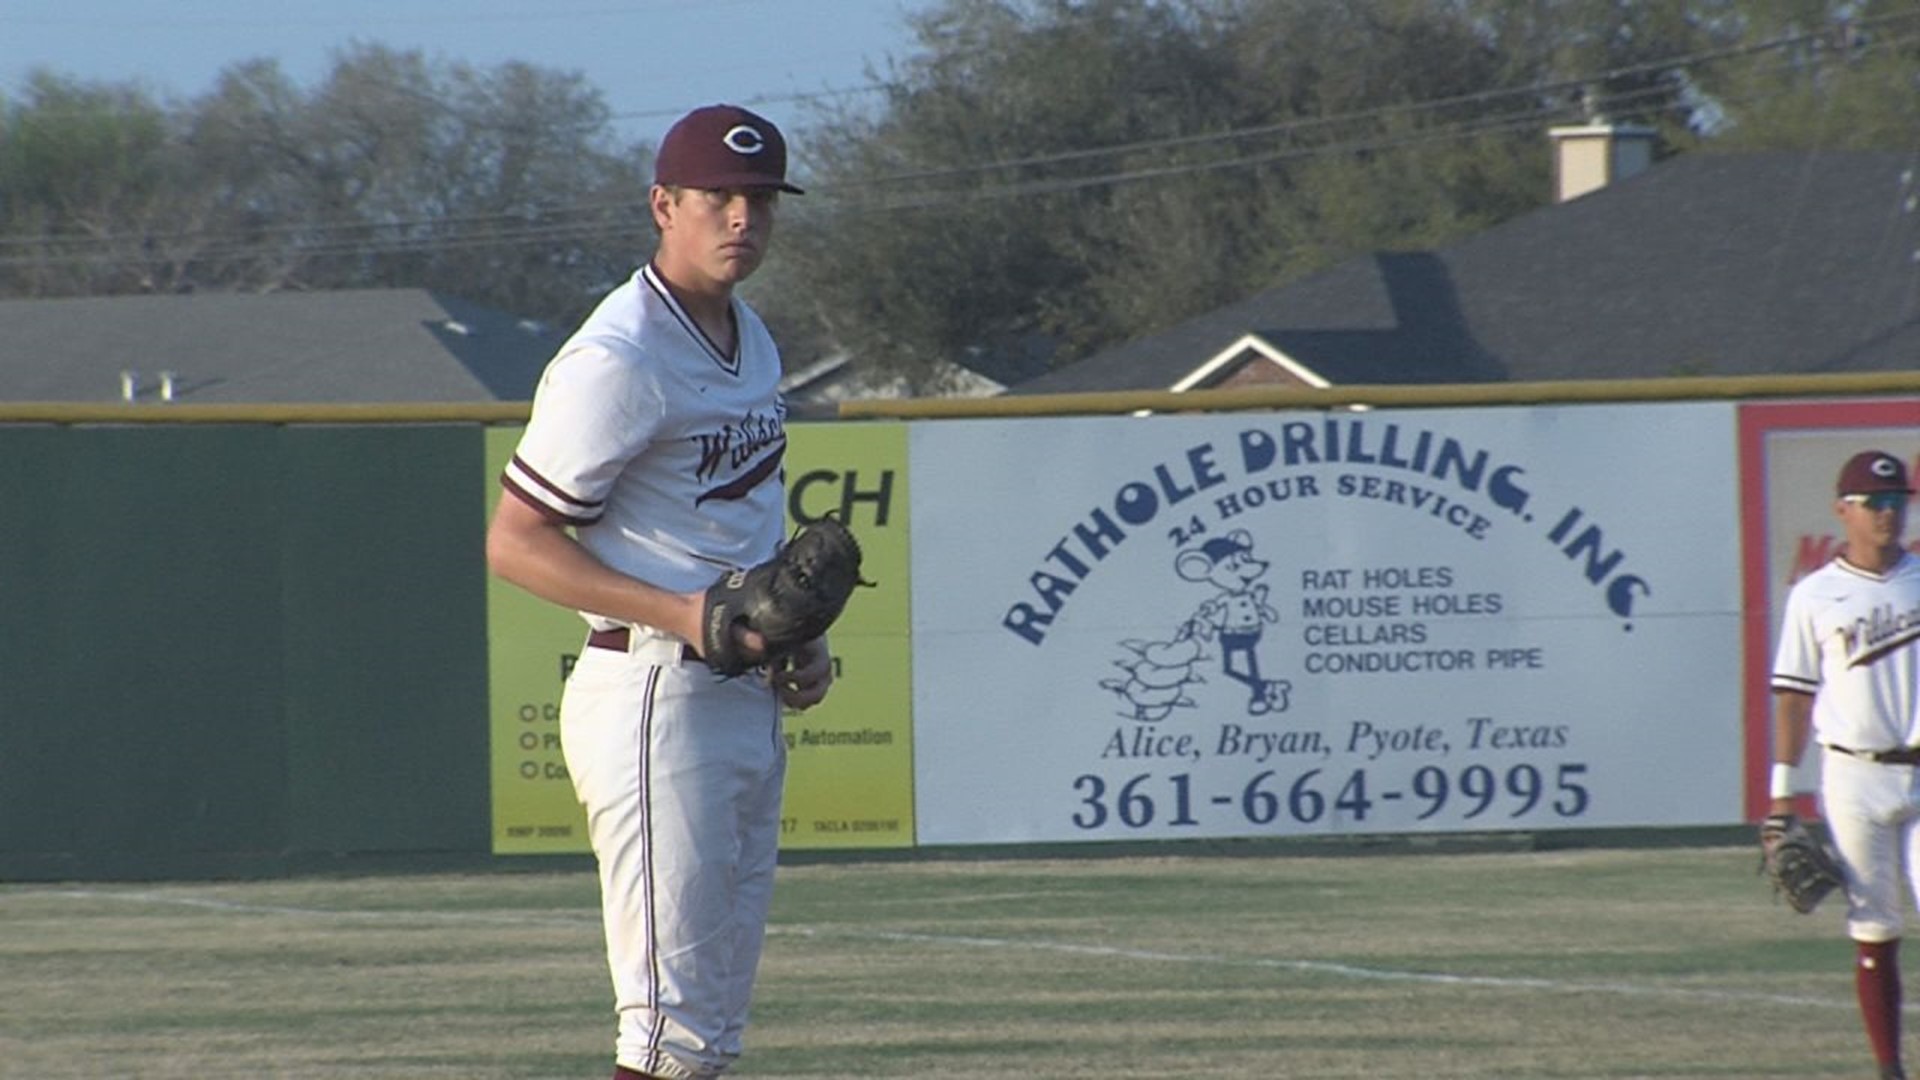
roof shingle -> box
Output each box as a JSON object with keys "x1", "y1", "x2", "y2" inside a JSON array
[
  {"x1": 1016, "y1": 150, "x2": 1920, "y2": 395},
  {"x1": 0, "y1": 289, "x2": 566, "y2": 403}
]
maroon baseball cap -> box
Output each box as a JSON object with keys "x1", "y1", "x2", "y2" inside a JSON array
[
  {"x1": 1836, "y1": 450, "x2": 1915, "y2": 495},
  {"x1": 653, "y1": 104, "x2": 803, "y2": 194}
]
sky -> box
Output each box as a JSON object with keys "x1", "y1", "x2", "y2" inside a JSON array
[{"x1": 1, "y1": 0, "x2": 936, "y2": 145}]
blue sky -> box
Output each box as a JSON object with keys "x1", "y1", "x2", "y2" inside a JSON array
[{"x1": 1, "y1": 0, "x2": 934, "y2": 144}]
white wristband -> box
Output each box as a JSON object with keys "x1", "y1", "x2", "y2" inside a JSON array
[{"x1": 1770, "y1": 762, "x2": 1795, "y2": 800}]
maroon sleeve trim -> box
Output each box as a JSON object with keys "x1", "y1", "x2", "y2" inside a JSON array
[{"x1": 501, "y1": 473, "x2": 599, "y2": 528}]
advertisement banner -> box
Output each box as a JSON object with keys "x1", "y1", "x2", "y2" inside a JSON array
[
  {"x1": 484, "y1": 422, "x2": 914, "y2": 854},
  {"x1": 911, "y1": 404, "x2": 1745, "y2": 844},
  {"x1": 485, "y1": 425, "x2": 594, "y2": 854},
  {"x1": 1737, "y1": 400, "x2": 1920, "y2": 820},
  {"x1": 776, "y1": 422, "x2": 915, "y2": 848}
]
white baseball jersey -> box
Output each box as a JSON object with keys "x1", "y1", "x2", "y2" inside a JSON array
[
  {"x1": 1772, "y1": 551, "x2": 1920, "y2": 751},
  {"x1": 503, "y1": 263, "x2": 788, "y2": 624},
  {"x1": 502, "y1": 261, "x2": 793, "y2": 1078}
]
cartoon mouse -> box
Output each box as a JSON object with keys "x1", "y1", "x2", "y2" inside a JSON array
[
  {"x1": 1177, "y1": 530, "x2": 1291, "y2": 715},
  {"x1": 1100, "y1": 621, "x2": 1208, "y2": 722}
]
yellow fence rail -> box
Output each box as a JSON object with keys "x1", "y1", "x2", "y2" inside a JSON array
[
  {"x1": 5, "y1": 370, "x2": 1920, "y2": 426},
  {"x1": 837, "y1": 371, "x2": 1920, "y2": 420}
]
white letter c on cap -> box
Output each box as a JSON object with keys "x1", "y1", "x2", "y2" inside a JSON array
[{"x1": 723, "y1": 124, "x2": 766, "y2": 155}]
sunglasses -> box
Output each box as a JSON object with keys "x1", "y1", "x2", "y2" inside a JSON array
[{"x1": 1842, "y1": 492, "x2": 1911, "y2": 512}]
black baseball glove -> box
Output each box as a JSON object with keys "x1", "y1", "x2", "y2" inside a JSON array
[
  {"x1": 1758, "y1": 813, "x2": 1844, "y2": 915},
  {"x1": 699, "y1": 516, "x2": 870, "y2": 677}
]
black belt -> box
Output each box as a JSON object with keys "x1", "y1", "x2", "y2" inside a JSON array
[
  {"x1": 586, "y1": 627, "x2": 697, "y2": 661},
  {"x1": 1828, "y1": 744, "x2": 1920, "y2": 765}
]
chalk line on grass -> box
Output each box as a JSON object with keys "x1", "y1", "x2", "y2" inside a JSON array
[{"x1": 30, "y1": 887, "x2": 1855, "y2": 1013}]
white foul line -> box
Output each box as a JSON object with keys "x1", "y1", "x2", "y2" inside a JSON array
[
  {"x1": 35, "y1": 888, "x2": 1855, "y2": 1011},
  {"x1": 772, "y1": 924, "x2": 1855, "y2": 1010},
  {"x1": 40, "y1": 888, "x2": 598, "y2": 928}
]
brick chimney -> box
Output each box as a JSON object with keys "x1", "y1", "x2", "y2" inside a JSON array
[{"x1": 1548, "y1": 122, "x2": 1655, "y2": 203}]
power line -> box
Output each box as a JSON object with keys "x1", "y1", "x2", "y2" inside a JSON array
[
  {"x1": 820, "y1": 23, "x2": 1920, "y2": 207},
  {"x1": 0, "y1": 192, "x2": 655, "y2": 252},
  {"x1": 848, "y1": 7, "x2": 1920, "y2": 192},
  {"x1": 859, "y1": 93, "x2": 1643, "y2": 212},
  {"x1": 0, "y1": 94, "x2": 1634, "y2": 270},
  {"x1": 2, "y1": 15, "x2": 1914, "y2": 269}
]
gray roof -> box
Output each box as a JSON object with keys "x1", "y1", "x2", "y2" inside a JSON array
[
  {"x1": 0, "y1": 289, "x2": 568, "y2": 403},
  {"x1": 1016, "y1": 150, "x2": 1920, "y2": 394}
]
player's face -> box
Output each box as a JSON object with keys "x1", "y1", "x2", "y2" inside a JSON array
[
  {"x1": 1836, "y1": 491, "x2": 1909, "y2": 552},
  {"x1": 653, "y1": 185, "x2": 778, "y2": 291}
]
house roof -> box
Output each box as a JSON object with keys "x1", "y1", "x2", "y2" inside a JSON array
[
  {"x1": 779, "y1": 351, "x2": 1007, "y2": 421},
  {"x1": 0, "y1": 289, "x2": 567, "y2": 403},
  {"x1": 1014, "y1": 150, "x2": 1920, "y2": 395}
]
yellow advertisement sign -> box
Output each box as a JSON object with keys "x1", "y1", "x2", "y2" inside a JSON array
[
  {"x1": 777, "y1": 422, "x2": 914, "y2": 848},
  {"x1": 483, "y1": 421, "x2": 913, "y2": 853},
  {"x1": 484, "y1": 425, "x2": 594, "y2": 854}
]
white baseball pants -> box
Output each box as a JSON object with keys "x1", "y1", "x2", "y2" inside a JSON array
[
  {"x1": 562, "y1": 638, "x2": 786, "y2": 1079},
  {"x1": 1822, "y1": 749, "x2": 1920, "y2": 943}
]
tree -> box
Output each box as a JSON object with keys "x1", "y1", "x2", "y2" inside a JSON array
[
  {"x1": 1683, "y1": 0, "x2": 1920, "y2": 149},
  {"x1": 7, "y1": 1, "x2": 1914, "y2": 383},
  {"x1": 179, "y1": 45, "x2": 654, "y2": 322},
  {"x1": 0, "y1": 46, "x2": 652, "y2": 326},
  {"x1": 781, "y1": 0, "x2": 1561, "y2": 390},
  {"x1": 777, "y1": 0, "x2": 1920, "y2": 391},
  {"x1": 0, "y1": 74, "x2": 197, "y2": 294}
]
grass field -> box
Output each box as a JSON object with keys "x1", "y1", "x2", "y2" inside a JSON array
[{"x1": 0, "y1": 843, "x2": 1893, "y2": 1078}]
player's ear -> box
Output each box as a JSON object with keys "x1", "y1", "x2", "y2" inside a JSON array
[{"x1": 649, "y1": 184, "x2": 676, "y2": 230}]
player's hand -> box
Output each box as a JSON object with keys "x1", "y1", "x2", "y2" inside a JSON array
[
  {"x1": 729, "y1": 624, "x2": 772, "y2": 667},
  {"x1": 773, "y1": 638, "x2": 832, "y2": 711},
  {"x1": 1760, "y1": 811, "x2": 1794, "y2": 855}
]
